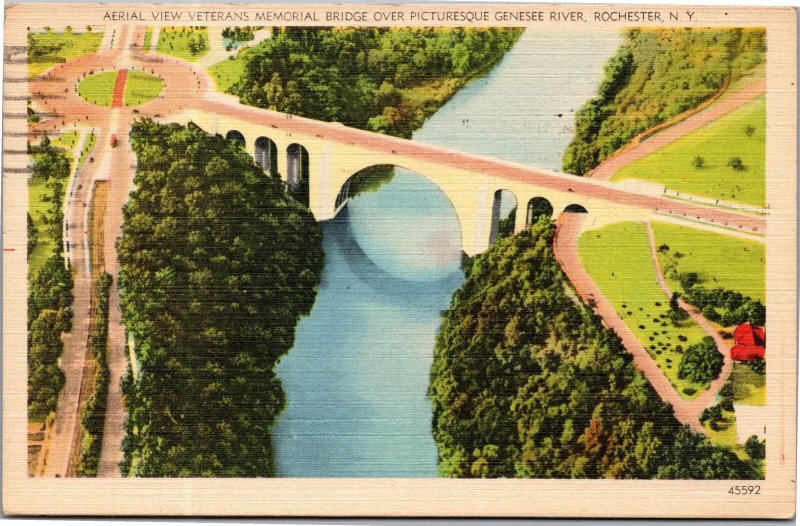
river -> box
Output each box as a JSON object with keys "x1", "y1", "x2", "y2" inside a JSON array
[{"x1": 272, "y1": 29, "x2": 621, "y2": 477}]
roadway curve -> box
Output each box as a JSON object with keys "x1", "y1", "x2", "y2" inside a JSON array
[{"x1": 555, "y1": 214, "x2": 737, "y2": 431}]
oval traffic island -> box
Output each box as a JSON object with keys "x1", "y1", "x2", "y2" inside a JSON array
[{"x1": 77, "y1": 69, "x2": 164, "y2": 108}]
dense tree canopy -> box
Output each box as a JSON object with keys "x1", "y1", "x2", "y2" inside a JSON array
[
  {"x1": 231, "y1": 27, "x2": 521, "y2": 138},
  {"x1": 563, "y1": 28, "x2": 766, "y2": 175},
  {"x1": 430, "y1": 220, "x2": 756, "y2": 479},
  {"x1": 118, "y1": 119, "x2": 324, "y2": 476}
]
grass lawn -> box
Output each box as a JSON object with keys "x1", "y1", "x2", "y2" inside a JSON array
[
  {"x1": 123, "y1": 71, "x2": 164, "y2": 106},
  {"x1": 143, "y1": 27, "x2": 153, "y2": 51},
  {"x1": 77, "y1": 71, "x2": 118, "y2": 107},
  {"x1": 730, "y1": 363, "x2": 766, "y2": 406},
  {"x1": 28, "y1": 30, "x2": 103, "y2": 79},
  {"x1": 579, "y1": 222, "x2": 710, "y2": 399},
  {"x1": 79, "y1": 131, "x2": 97, "y2": 169},
  {"x1": 157, "y1": 27, "x2": 208, "y2": 62},
  {"x1": 28, "y1": 177, "x2": 58, "y2": 276},
  {"x1": 703, "y1": 409, "x2": 749, "y2": 460},
  {"x1": 652, "y1": 222, "x2": 765, "y2": 302},
  {"x1": 52, "y1": 130, "x2": 79, "y2": 150},
  {"x1": 208, "y1": 49, "x2": 250, "y2": 93},
  {"x1": 612, "y1": 96, "x2": 765, "y2": 207}
]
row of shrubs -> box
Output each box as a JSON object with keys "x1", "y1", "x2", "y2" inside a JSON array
[
  {"x1": 680, "y1": 282, "x2": 766, "y2": 327},
  {"x1": 77, "y1": 273, "x2": 112, "y2": 477}
]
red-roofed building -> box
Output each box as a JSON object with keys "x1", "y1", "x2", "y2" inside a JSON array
[{"x1": 730, "y1": 323, "x2": 766, "y2": 362}]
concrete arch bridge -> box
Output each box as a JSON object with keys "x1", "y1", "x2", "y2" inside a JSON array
[{"x1": 169, "y1": 99, "x2": 765, "y2": 256}]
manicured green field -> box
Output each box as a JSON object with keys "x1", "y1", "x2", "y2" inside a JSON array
[
  {"x1": 28, "y1": 30, "x2": 103, "y2": 79},
  {"x1": 730, "y1": 363, "x2": 766, "y2": 406},
  {"x1": 703, "y1": 409, "x2": 750, "y2": 461},
  {"x1": 123, "y1": 71, "x2": 164, "y2": 107},
  {"x1": 156, "y1": 27, "x2": 208, "y2": 62},
  {"x1": 76, "y1": 71, "x2": 118, "y2": 107},
  {"x1": 143, "y1": 27, "x2": 153, "y2": 51},
  {"x1": 612, "y1": 97, "x2": 766, "y2": 207},
  {"x1": 579, "y1": 222, "x2": 709, "y2": 398},
  {"x1": 28, "y1": 177, "x2": 57, "y2": 276},
  {"x1": 52, "y1": 130, "x2": 79, "y2": 150},
  {"x1": 208, "y1": 49, "x2": 249, "y2": 93},
  {"x1": 652, "y1": 222, "x2": 765, "y2": 302},
  {"x1": 79, "y1": 131, "x2": 97, "y2": 169}
]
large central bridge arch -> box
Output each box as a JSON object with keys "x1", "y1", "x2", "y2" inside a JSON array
[{"x1": 333, "y1": 163, "x2": 467, "y2": 255}]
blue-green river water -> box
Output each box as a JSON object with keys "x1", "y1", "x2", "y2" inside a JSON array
[{"x1": 272, "y1": 29, "x2": 620, "y2": 477}]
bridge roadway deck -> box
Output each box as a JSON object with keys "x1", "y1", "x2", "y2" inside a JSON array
[{"x1": 198, "y1": 95, "x2": 767, "y2": 236}]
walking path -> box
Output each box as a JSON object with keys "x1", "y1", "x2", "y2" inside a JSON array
[
  {"x1": 587, "y1": 78, "x2": 767, "y2": 181},
  {"x1": 43, "y1": 118, "x2": 109, "y2": 477},
  {"x1": 149, "y1": 27, "x2": 160, "y2": 52},
  {"x1": 644, "y1": 222, "x2": 733, "y2": 419}
]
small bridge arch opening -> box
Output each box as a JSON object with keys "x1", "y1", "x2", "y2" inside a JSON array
[
  {"x1": 255, "y1": 136, "x2": 278, "y2": 177},
  {"x1": 287, "y1": 143, "x2": 310, "y2": 207},
  {"x1": 564, "y1": 203, "x2": 588, "y2": 214},
  {"x1": 489, "y1": 189, "x2": 518, "y2": 244},
  {"x1": 225, "y1": 130, "x2": 245, "y2": 149},
  {"x1": 526, "y1": 196, "x2": 554, "y2": 226}
]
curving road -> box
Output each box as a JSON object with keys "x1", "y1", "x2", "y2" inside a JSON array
[{"x1": 587, "y1": 78, "x2": 767, "y2": 182}]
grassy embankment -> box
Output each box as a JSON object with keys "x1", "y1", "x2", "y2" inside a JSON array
[
  {"x1": 28, "y1": 30, "x2": 103, "y2": 79},
  {"x1": 612, "y1": 97, "x2": 765, "y2": 207},
  {"x1": 578, "y1": 222, "x2": 709, "y2": 398},
  {"x1": 156, "y1": 26, "x2": 208, "y2": 62},
  {"x1": 208, "y1": 47, "x2": 251, "y2": 92},
  {"x1": 652, "y1": 222, "x2": 765, "y2": 303},
  {"x1": 563, "y1": 28, "x2": 766, "y2": 176}
]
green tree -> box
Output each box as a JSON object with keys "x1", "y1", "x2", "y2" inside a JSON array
[{"x1": 678, "y1": 337, "x2": 723, "y2": 383}]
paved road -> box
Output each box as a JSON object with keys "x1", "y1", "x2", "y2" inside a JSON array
[{"x1": 587, "y1": 78, "x2": 767, "y2": 181}]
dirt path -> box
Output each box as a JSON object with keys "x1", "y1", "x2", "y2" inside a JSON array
[
  {"x1": 553, "y1": 213, "x2": 704, "y2": 432},
  {"x1": 587, "y1": 78, "x2": 767, "y2": 181},
  {"x1": 644, "y1": 222, "x2": 733, "y2": 418}
]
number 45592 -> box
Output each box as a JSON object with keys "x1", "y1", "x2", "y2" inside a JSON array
[{"x1": 729, "y1": 485, "x2": 760, "y2": 495}]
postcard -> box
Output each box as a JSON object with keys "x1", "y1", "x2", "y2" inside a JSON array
[{"x1": 2, "y1": 2, "x2": 796, "y2": 518}]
